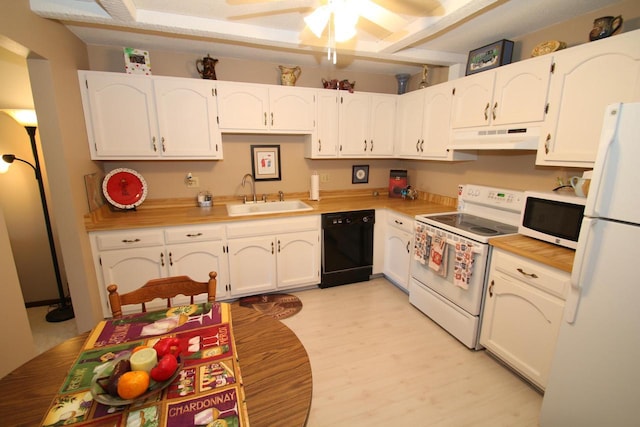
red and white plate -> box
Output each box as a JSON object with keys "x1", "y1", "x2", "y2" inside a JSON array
[{"x1": 102, "y1": 168, "x2": 148, "y2": 210}]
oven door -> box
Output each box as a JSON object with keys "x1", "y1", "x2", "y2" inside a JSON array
[{"x1": 410, "y1": 223, "x2": 489, "y2": 316}]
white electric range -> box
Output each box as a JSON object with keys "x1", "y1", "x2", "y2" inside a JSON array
[{"x1": 410, "y1": 184, "x2": 525, "y2": 349}]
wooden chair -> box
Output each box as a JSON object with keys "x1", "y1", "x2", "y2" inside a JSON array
[{"x1": 107, "y1": 271, "x2": 217, "y2": 318}]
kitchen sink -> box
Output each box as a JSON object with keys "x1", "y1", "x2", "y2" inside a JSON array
[{"x1": 226, "y1": 200, "x2": 313, "y2": 217}]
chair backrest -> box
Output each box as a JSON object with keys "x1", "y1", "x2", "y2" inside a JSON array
[{"x1": 107, "y1": 271, "x2": 217, "y2": 318}]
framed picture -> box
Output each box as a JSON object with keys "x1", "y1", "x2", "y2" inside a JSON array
[
  {"x1": 465, "y1": 39, "x2": 514, "y2": 75},
  {"x1": 352, "y1": 165, "x2": 369, "y2": 184},
  {"x1": 251, "y1": 145, "x2": 281, "y2": 181},
  {"x1": 123, "y1": 47, "x2": 152, "y2": 75}
]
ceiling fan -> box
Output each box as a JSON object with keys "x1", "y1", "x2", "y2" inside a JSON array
[{"x1": 304, "y1": 0, "x2": 407, "y2": 41}]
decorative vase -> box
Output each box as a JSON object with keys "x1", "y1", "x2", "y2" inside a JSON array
[
  {"x1": 395, "y1": 73, "x2": 410, "y2": 94},
  {"x1": 419, "y1": 65, "x2": 429, "y2": 89}
]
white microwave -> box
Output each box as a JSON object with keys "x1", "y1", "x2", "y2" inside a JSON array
[{"x1": 518, "y1": 191, "x2": 586, "y2": 249}]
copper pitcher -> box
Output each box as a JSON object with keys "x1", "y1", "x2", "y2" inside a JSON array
[{"x1": 196, "y1": 54, "x2": 218, "y2": 80}]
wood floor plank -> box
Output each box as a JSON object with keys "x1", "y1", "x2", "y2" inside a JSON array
[{"x1": 281, "y1": 278, "x2": 542, "y2": 426}]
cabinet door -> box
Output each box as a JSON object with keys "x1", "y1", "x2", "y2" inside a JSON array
[
  {"x1": 383, "y1": 227, "x2": 412, "y2": 290},
  {"x1": 216, "y1": 82, "x2": 269, "y2": 130},
  {"x1": 538, "y1": 31, "x2": 640, "y2": 167},
  {"x1": 154, "y1": 78, "x2": 222, "y2": 158},
  {"x1": 99, "y1": 247, "x2": 167, "y2": 316},
  {"x1": 395, "y1": 89, "x2": 425, "y2": 157},
  {"x1": 368, "y1": 94, "x2": 396, "y2": 156},
  {"x1": 422, "y1": 82, "x2": 454, "y2": 159},
  {"x1": 227, "y1": 236, "x2": 276, "y2": 295},
  {"x1": 480, "y1": 273, "x2": 564, "y2": 389},
  {"x1": 276, "y1": 230, "x2": 320, "y2": 289},
  {"x1": 451, "y1": 71, "x2": 495, "y2": 129},
  {"x1": 338, "y1": 92, "x2": 370, "y2": 156},
  {"x1": 166, "y1": 241, "x2": 229, "y2": 303},
  {"x1": 84, "y1": 72, "x2": 159, "y2": 158},
  {"x1": 491, "y1": 56, "x2": 552, "y2": 126},
  {"x1": 310, "y1": 91, "x2": 339, "y2": 158},
  {"x1": 269, "y1": 87, "x2": 316, "y2": 131}
]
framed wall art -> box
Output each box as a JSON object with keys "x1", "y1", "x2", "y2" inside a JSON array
[
  {"x1": 465, "y1": 39, "x2": 514, "y2": 75},
  {"x1": 251, "y1": 145, "x2": 281, "y2": 181},
  {"x1": 352, "y1": 165, "x2": 369, "y2": 184}
]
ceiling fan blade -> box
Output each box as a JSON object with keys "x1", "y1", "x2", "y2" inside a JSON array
[
  {"x1": 355, "y1": 0, "x2": 407, "y2": 32},
  {"x1": 304, "y1": 5, "x2": 331, "y2": 37}
]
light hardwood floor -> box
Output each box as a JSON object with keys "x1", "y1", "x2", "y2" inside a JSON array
[{"x1": 281, "y1": 278, "x2": 543, "y2": 427}]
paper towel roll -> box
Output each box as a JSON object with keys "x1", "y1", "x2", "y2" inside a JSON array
[{"x1": 310, "y1": 172, "x2": 320, "y2": 200}]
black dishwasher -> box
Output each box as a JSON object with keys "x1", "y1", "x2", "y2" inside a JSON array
[{"x1": 321, "y1": 210, "x2": 375, "y2": 288}]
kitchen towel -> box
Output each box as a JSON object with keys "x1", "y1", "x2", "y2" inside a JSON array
[
  {"x1": 454, "y1": 242, "x2": 475, "y2": 289},
  {"x1": 413, "y1": 223, "x2": 431, "y2": 264},
  {"x1": 310, "y1": 172, "x2": 320, "y2": 200},
  {"x1": 429, "y1": 234, "x2": 448, "y2": 277}
]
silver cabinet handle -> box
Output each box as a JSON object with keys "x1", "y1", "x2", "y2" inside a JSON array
[
  {"x1": 484, "y1": 102, "x2": 490, "y2": 121},
  {"x1": 186, "y1": 233, "x2": 203, "y2": 238},
  {"x1": 492, "y1": 102, "x2": 498, "y2": 120},
  {"x1": 271, "y1": 112, "x2": 274, "y2": 126},
  {"x1": 264, "y1": 112, "x2": 267, "y2": 126},
  {"x1": 489, "y1": 280, "x2": 494, "y2": 297},
  {"x1": 406, "y1": 240, "x2": 410, "y2": 253},
  {"x1": 169, "y1": 251, "x2": 173, "y2": 266},
  {"x1": 160, "y1": 252, "x2": 165, "y2": 266},
  {"x1": 152, "y1": 136, "x2": 157, "y2": 152},
  {"x1": 161, "y1": 136, "x2": 166, "y2": 152}
]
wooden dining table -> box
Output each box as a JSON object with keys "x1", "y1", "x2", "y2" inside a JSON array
[{"x1": 0, "y1": 304, "x2": 312, "y2": 427}]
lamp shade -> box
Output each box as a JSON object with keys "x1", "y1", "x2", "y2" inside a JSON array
[{"x1": 1, "y1": 109, "x2": 38, "y2": 127}]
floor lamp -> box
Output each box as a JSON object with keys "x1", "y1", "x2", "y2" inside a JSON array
[{"x1": 0, "y1": 109, "x2": 74, "y2": 322}]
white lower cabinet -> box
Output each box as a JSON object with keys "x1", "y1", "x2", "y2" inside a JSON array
[
  {"x1": 91, "y1": 225, "x2": 228, "y2": 317},
  {"x1": 223, "y1": 216, "x2": 321, "y2": 297},
  {"x1": 480, "y1": 248, "x2": 569, "y2": 390},
  {"x1": 383, "y1": 211, "x2": 413, "y2": 290}
]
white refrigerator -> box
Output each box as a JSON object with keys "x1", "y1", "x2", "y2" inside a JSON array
[{"x1": 540, "y1": 102, "x2": 640, "y2": 426}]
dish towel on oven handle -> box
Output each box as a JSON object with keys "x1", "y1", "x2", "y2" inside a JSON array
[
  {"x1": 413, "y1": 223, "x2": 431, "y2": 264},
  {"x1": 454, "y1": 241, "x2": 475, "y2": 289},
  {"x1": 428, "y1": 234, "x2": 447, "y2": 277}
]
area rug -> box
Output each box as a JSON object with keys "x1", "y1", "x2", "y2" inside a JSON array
[{"x1": 238, "y1": 293, "x2": 302, "y2": 320}]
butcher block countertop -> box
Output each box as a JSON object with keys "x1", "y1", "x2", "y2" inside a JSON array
[
  {"x1": 84, "y1": 188, "x2": 457, "y2": 232},
  {"x1": 489, "y1": 234, "x2": 575, "y2": 273}
]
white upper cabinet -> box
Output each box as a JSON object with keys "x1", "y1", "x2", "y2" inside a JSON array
[
  {"x1": 449, "y1": 56, "x2": 552, "y2": 150},
  {"x1": 537, "y1": 30, "x2": 640, "y2": 167},
  {"x1": 451, "y1": 56, "x2": 552, "y2": 129},
  {"x1": 216, "y1": 81, "x2": 316, "y2": 133},
  {"x1": 79, "y1": 71, "x2": 222, "y2": 160},
  {"x1": 307, "y1": 90, "x2": 340, "y2": 158},
  {"x1": 396, "y1": 82, "x2": 476, "y2": 161},
  {"x1": 338, "y1": 92, "x2": 395, "y2": 157},
  {"x1": 154, "y1": 78, "x2": 222, "y2": 158}
]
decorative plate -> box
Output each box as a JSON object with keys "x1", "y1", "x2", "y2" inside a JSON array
[
  {"x1": 90, "y1": 352, "x2": 182, "y2": 406},
  {"x1": 102, "y1": 168, "x2": 148, "y2": 210},
  {"x1": 531, "y1": 40, "x2": 567, "y2": 57}
]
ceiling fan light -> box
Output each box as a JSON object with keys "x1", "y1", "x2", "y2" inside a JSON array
[
  {"x1": 304, "y1": 7, "x2": 330, "y2": 38},
  {"x1": 333, "y1": 2, "x2": 358, "y2": 42}
]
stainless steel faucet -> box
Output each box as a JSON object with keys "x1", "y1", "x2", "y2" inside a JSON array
[{"x1": 241, "y1": 173, "x2": 257, "y2": 203}]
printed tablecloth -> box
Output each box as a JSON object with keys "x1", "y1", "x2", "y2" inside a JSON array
[{"x1": 40, "y1": 302, "x2": 250, "y2": 426}]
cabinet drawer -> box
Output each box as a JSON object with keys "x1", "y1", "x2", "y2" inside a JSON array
[
  {"x1": 94, "y1": 229, "x2": 164, "y2": 250},
  {"x1": 387, "y1": 212, "x2": 413, "y2": 233},
  {"x1": 226, "y1": 215, "x2": 319, "y2": 238},
  {"x1": 492, "y1": 249, "x2": 569, "y2": 299},
  {"x1": 165, "y1": 225, "x2": 225, "y2": 244}
]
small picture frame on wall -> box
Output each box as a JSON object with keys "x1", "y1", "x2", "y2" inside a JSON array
[
  {"x1": 465, "y1": 39, "x2": 514, "y2": 75},
  {"x1": 352, "y1": 165, "x2": 369, "y2": 184},
  {"x1": 251, "y1": 145, "x2": 281, "y2": 181}
]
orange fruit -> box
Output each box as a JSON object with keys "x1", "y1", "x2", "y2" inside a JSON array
[{"x1": 117, "y1": 370, "x2": 150, "y2": 400}]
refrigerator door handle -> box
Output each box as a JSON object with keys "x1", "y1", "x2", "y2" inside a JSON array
[
  {"x1": 586, "y1": 103, "x2": 621, "y2": 217},
  {"x1": 566, "y1": 217, "x2": 596, "y2": 323}
]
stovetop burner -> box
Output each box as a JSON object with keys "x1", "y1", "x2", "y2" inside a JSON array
[{"x1": 422, "y1": 213, "x2": 518, "y2": 237}]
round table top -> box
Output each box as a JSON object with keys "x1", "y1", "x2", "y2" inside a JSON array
[{"x1": 0, "y1": 305, "x2": 312, "y2": 426}]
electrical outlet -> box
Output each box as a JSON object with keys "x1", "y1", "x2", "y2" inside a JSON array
[
  {"x1": 186, "y1": 177, "x2": 200, "y2": 188},
  {"x1": 320, "y1": 173, "x2": 330, "y2": 183}
]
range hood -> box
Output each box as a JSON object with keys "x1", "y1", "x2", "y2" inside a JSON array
[{"x1": 450, "y1": 125, "x2": 541, "y2": 150}]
